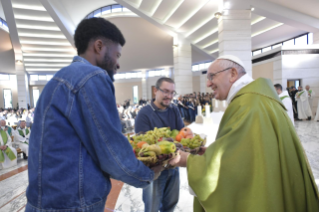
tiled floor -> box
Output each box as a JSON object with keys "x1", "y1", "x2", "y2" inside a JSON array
[{"x1": 0, "y1": 113, "x2": 318, "y2": 212}]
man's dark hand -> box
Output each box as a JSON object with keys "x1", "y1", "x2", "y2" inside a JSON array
[{"x1": 151, "y1": 164, "x2": 165, "y2": 180}]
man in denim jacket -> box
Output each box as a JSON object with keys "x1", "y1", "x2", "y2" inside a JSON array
[{"x1": 26, "y1": 18, "x2": 158, "y2": 212}]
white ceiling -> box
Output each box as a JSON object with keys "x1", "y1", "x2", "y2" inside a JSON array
[
  {"x1": 268, "y1": 0, "x2": 319, "y2": 19},
  {"x1": 0, "y1": 1, "x2": 5, "y2": 20},
  {"x1": 1, "y1": 0, "x2": 318, "y2": 75}
]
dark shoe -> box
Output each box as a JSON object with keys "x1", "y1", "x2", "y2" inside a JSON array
[
  {"x1": 307, "y1": 116, "x2": 311, "y2": 121},
  {"x1": 23, "y1": 153, "x2": 28, "y2": 160}
]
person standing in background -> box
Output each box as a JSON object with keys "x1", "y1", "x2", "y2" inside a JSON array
[{"x1": 274, "y1": 84, "x2": 294, "y2": 125}]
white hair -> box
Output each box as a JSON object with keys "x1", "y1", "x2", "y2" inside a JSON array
[{"x1": 215, "y1": 59, "x2": 246, "y2": 74}]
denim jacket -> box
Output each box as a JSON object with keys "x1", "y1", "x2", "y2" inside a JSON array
[{"x1": 26, "y1": 56, "x2": 154, "y2": 212}]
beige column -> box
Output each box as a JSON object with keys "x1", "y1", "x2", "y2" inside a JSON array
[
  {"x1": 16, "y1": 60, "x2": 30, "y2": 109},
  {"x1": 313, "y1": 31, "x2": 319, "y2": 44},
  {"x1": 141, "y1": 70, "x2": 147, "y2": 100},
  {"x1": 173, "y1": 35, "x2": 193, "y2": 95},
  {"x1": 218, "y1": 10, "x2": 252, "y2": 76}
]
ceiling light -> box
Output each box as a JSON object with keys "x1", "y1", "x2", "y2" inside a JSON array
[
  {"x1": 194, "y1": 27, "x2": 218, "y2": 44},
  {"x1": 12, "y1": 4, "x2": 46, "y2": 11},
  {"x1": 201, "y1": 39, "x2": 218, "y2": 49},
  {"x1": 162, "y1": 0, "x2": 184, "y2": 24},
  {"x1": 149, "y1": 0, "x2": 162, "y2": 16},
  {"x1": 251, "y1": 23, "x2": 283, "y2": 37},
  {"x1": 22, "y1": 47, "x2": 76, "y2": 52},
  {"x1": 185, "y1": 14, "x2": 216, "y2": 37},
  {"x1": 251, "y1": 17, "x2": 266, "y2": 25},
  {"x1": 210, "y1": 49, "x2": 219, "y2": 54},
  {"x1": 24, "y1": 59, "x2": 73, "y2": 62},
  {"x1": 214, "y1": 12, "x2": 222, "y2": 19},
  {"x1": 19, "y1": 33, "x2": 65, "y2": 39},
  {"x1": 20, "y1": 41, "x2": 71, "y2": 46},
  {"x1": 25, "y1": 63, "x2": 69, "y2": 67},
  {"x1": 16, "y1": 24, "x2": 60, "y2": 31},
  {"x1": 26, "y1": 68, "x2": 60, "y2": 71},
  {"x1": 251, "y1": 7, "x2": 255, "y2": 11},
  {"x1": 23, "y1": 53, "x2": 75, "y2": 57},
  {"x1": 175, "y1": 0, "x2": 209, "y2": 29},
  {"x1": 14, "y1": 15, "x2": 54, "y2": 22}
]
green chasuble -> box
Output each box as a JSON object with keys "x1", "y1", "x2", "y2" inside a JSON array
[
  {"x1": 187, "y1": 78, "x2": 319, "y2": 212},
  {"x1": 280, "y1": 95, "x2": 289, "y2": 101},
  {"x1": 0, "y1": 129, "x2": 16, "y2": 163}
]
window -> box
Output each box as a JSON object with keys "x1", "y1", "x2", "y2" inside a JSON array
[
  {"x1": 123, "y1": 7, "x2": 130, "y2": 12},
  {"x1": 252, "y1": 50, "x2": 261, "y2": 56},
  {"x1": 272, "y1": 43, "x2": 282, "y2": 49},
  {"x1": 112, "y1": 4, "x2": 122, "y2": 13},
  {"x1": 33, "y1": 89, "x2": 40, "y2": 107},
  {"x1": 133, "y1": 86, "x2": 138, "y2": 104},
  {"x1": 262, "y1": 46, "x2": 271, "y2": 53},
  {"x1": 3, "y1": 89, "x2": 12, "y2": 108},
  {"x1": 308, "y1": 33, "x2": 313, "y2": 45},
  {"x1": 30, "y1": 75, "x2": 39, "y2": 81},
  {"x1": 38, "y1": 75, "x2": 47, "y2": 81},
  {"x1": 192, "y1": 65, "x2": 199, "y2": 71},
  {"x1": 87, "y1": 12, "x2": 94, "y2": 19},
  {"x1": 0, "y1": 74, "x2": 10, "y2": 80},
  {"x1": 94, "y1": 9, "x2": 102, "y2": 17},
  {"x1": 295, "y1": 35, "x2": 307, "y2": 46},
  {"x1": 102, "y1": 6, "x2": 111, "y2": 15},
  {"x1": 47, "y1": 75, "x2": 53, "y2": 81},
  {"x1": 199, "y1": 63, "x2": 206, "y2": 70},
  {"x1": 283, "y1": 39, "x2": 294, "y2": 46},
  {"x1": 149, "y1": 70, "x2": 164, "y2": 77}
]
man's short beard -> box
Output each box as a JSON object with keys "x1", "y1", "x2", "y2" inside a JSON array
[{"x1": 100, "y1": 51, "x2": 117, "y2": 82}]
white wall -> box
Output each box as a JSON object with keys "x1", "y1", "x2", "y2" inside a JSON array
[{"x1": 0, "y1": 75, "x2": 18, "y2": 109}]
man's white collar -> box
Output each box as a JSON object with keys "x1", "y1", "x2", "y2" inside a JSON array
[
  {"x1": 226, "y1": 74, "x2": 254, "y2": 104},
  {"x1": 279, "y1": 90, "x2": 289, "y2": 97}
]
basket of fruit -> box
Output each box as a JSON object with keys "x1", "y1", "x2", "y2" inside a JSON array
[{"x1": 127, "y1": 127, "x2": 206, "y2": 167}]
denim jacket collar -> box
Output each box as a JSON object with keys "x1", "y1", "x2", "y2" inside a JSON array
[{"x1": 72, "y1": 56, "x2": 92, "y2": 65}]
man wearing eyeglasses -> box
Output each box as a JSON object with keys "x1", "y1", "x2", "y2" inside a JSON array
[
  {"x1": 135, "y1": 77, "x2": 184, "y2": 212},
  {"x1": 170, "y1": 55, "x2": 319, "y2": 212}
]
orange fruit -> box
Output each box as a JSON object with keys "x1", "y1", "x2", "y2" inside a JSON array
[
  {"x1": 175, "y1": 134, "x2": 182, "y2": 142},
  {"x1": 137, "y1": 141, "x2": 148, "y2": 149}
]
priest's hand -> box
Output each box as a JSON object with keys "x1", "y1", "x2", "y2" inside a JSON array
[
  {"x1": 0, "y1": 145, "x2": 6, "y2": 150},
  {"x1": 197, "y1": 147, "x2": 207, "y2": 155},
  {"x1": 169, "y1": 150, "x2": 190, "y2": 167}
]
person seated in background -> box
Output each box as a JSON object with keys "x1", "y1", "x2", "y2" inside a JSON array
[
  {"x1": 1, "y1": 119, "x2": 13, "y2": 136},
  {"x1": 0, "y1": 119, "x2": 17, "y2": 169},
  {"x1": 274, "y1": 84, "x2": 294, "y2": 125},
  {"x1": 13, "y1": 120, "x2": 30, "y2": 159}
]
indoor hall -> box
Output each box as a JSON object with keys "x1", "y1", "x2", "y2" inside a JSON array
[{"x1": 0, "y1": 0, "x2": 319, "y2": 211}]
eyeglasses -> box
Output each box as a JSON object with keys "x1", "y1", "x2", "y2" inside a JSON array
[
  {"x1": 207, "y1": 67, "x2": 232, "y2": 82},
  {"x1": 158, "y1": 88, "x2": 177, "y2": 97}
]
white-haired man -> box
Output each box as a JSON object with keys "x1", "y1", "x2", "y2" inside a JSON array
[
  {"x1": 306, "y1": 85, "x2": 315, "y2": 114},
  {"x1": 13, "y1": 120, "x2": 30, "y2": 159},
  {"x1": 170, "y1": 55, "x2": 319, "y2": 212},
  {"x1": 0, "y1": 120, "x2": 17, "y2": 169},
  {"x1": 296, "y1": 86, "x2": 312, "y2": 120}
]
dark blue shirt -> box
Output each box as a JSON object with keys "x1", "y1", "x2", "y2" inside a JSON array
[{"x1": 135, "y1": 101, "x2": 184, "y2": 133}]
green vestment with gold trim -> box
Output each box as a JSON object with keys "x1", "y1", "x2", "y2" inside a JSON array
[{"x1": 187, "y1": 78, "x2": 319, "y2": 212}]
